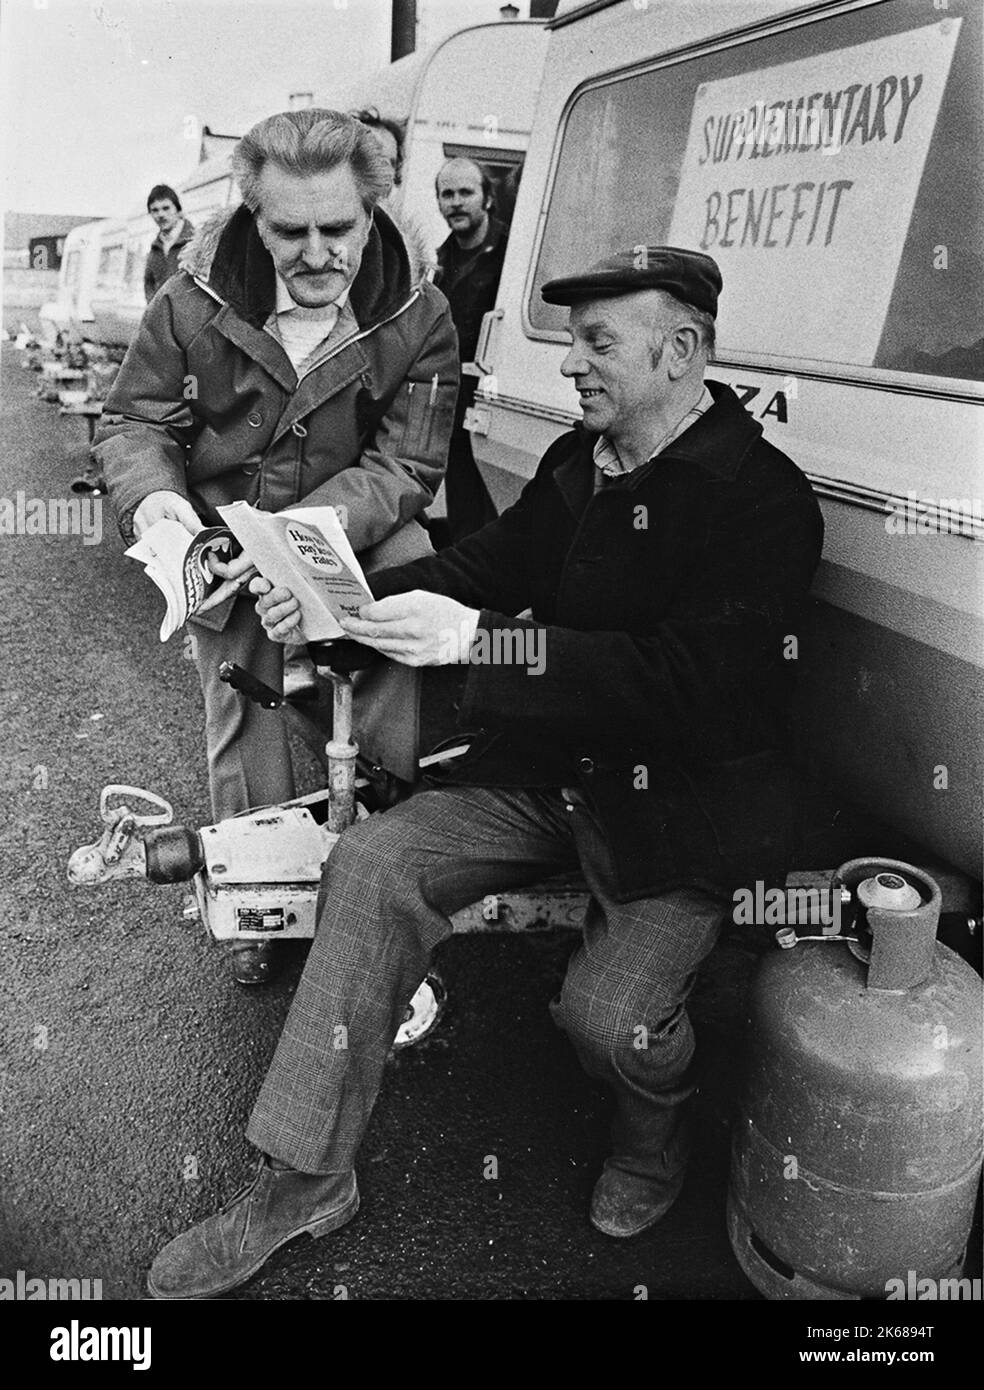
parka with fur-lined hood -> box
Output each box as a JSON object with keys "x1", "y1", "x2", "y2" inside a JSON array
[
  {"x1": 144, "y1": 216, "x2": 195, "y2": 302},
  {"x1": 94, "y1": 202, "x2": 459, "y2": 558}
]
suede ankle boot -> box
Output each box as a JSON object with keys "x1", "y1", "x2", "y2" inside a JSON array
[
  {"x1": 590, "y1": 1099, "x2": 692, "y2": 1238},
  {"x1": 147, "y1": 1158, "x2": 358, "y2": 1299}
]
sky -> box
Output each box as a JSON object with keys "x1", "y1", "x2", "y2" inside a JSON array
[{"x1": 0, "y1": 0, "x2": 522, "y2": 218}]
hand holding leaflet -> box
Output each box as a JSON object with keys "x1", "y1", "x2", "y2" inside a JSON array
[
  {"x1": 199, "y1": 550, "x2": 259, "y2": 611},
  {"x1": 216, "y1": 502, "x2": 372, "y2": 643},
  {"x1": 125, "y1": 520, "x2": 240, "y2": 641}
]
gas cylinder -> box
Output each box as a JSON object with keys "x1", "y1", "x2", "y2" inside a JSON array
[{"x1": 728, "y1": 858, "x2": 983, "y2": 1300}]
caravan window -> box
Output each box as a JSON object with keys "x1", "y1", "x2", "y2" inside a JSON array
[
  {"x1": 97, "y1": 243, "x2": 125, "y2": 289},
  {"x1": 442, "y1": 144, "x2": 524, "y2": 233},
  {"x1": 64, "y1": 250, "x2": 82, "y2": 293},
  {"x1": 125, "y1": 244, "x2": 144, "y2": 293},
  {"x1": 530, "y1": 0, "x2": 982, "y2": 386}
]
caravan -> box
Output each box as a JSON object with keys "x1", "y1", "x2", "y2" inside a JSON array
[
  {"x1": 318, "y1": 19, "x2": 549, "y2": 264},
  {"x1": 37, "y1": 218, "x2": 103, "y2": 341}
]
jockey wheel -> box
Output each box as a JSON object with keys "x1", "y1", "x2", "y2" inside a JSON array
[{"x1": 394, "y1": 973, "x2": 447, "y2": 1049}]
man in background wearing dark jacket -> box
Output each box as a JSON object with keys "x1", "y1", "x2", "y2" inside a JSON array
[
  {"x1": 143, "y1": 184, "x2": 195, "y2": 302},
  {"x1": 433, "y1": 157, "x2": 507, "y2": 541},
  {"x1": 145, "y1": 246, "x2": 823, "y2": 1298}
]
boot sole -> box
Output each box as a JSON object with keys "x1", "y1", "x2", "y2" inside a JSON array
[
  {"x1": 589, "y1": 1201, "x2": 672, "y2": 1239},
  {"x1": 589, "y1": 1182, "x2": 683, "y2": 1238},
  {"x1": 146, "y1": 1188, "x2": 360, "y2": 1300}
]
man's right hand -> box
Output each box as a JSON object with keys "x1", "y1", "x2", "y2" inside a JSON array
[
  {"x1": 132, "y1": 490, "x2": 203, "y2": 539},
  {"x1": 251, "y1": 575, "x2": 302, "y2": 643}
]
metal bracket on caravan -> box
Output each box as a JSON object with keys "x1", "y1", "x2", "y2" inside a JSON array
[{"x1": 462, "y1": 307, "x2": 504, "y2": 379}]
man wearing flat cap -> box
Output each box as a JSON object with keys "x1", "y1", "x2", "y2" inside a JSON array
[{"x1": 147, "y1": 246, "x2": 823, "y2": 1298}]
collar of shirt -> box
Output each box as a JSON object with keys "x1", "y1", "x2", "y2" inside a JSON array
[
  {"x1": 265, "y1": 277, "x2": 354, "y2": 373},
  {"x1": 273, "y1": 275, "x2": 351, "y2": 321},
  {"x1": 158, "y1": 221, "x2": 185, "y2": 255},
  {"x1": 593, "y1": 383, "x2": 714, "y2": 481}
]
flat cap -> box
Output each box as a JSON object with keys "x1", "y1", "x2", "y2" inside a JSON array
[{"x1": 541, "y1": 245, "x2": 722, "y2": 317}]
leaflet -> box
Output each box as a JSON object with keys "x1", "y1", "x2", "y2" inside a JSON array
[
  {"x1": 125, "y1": 520, "x2": 237, "y2": 642},
  {"x1": 216, "y1": 502, "x2": 373, "y2": 642},
  {"x1": 126, "y1": 504, "x2": 371, "y2": 643}
]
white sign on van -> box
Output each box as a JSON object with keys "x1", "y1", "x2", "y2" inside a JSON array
[{"x1": 667, "y1": 20, "x2": 961, "y2": 365}]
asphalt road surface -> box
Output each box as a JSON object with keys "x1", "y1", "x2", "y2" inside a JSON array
[{"x1": 0, "y1": 341, "x2": 865, "y2": 1306}]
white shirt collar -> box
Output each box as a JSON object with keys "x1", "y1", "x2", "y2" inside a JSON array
[
  {"x1": 159, "y1": 220, "x2": 184, "y2": 252},
  {"x1": 593, "y1": 383, "x2": 714, "y2": 478}
]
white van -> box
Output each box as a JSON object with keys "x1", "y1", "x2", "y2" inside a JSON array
[{"x1": 472, "y1": 0, "x2": 983, "y2": 879}]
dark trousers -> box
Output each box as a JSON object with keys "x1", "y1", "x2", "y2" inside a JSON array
[
  {"x1": 191, "y1": 595, "x2": 295, "y2": 821},
  {"x1": 444, "y1": 388, "x2": 497, "y2": 543},
  {"x1": 246, "y1": 786, "x2": 726, "y2": 1178}
]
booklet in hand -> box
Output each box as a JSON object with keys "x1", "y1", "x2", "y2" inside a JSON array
[
  {"x1": 216, "y1": 502, "x2": 372, "y2": 643},
  {"x1": 125, "y1": 520, "x2": 240, "y2": 641},
  {"x1": 126, "y1": 504, "x2": 372, "y2": 644}
]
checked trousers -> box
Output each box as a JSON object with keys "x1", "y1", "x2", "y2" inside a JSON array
[{"x1": 246, "y1": 786, "x2": 727, "y2": 1179}]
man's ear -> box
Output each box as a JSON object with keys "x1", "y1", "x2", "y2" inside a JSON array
[{"x1": 665, "y1": 324, "x2": 702, "y2": 380}]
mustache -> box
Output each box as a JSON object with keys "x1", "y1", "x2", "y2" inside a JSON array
[{"x1": 292, "y1": 264, "x2": 347, "y2": 276}]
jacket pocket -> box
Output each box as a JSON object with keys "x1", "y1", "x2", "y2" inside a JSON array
[{"x1": 398, "y1": 378, "x2": 449, "y2": 460}]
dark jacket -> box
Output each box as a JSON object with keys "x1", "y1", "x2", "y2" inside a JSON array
[
  {"x1": 95, "y1": 203, "x2": 459, "y2": 559},
  {"x1": 434, "y1": 218, "x2": 507, "y2": 365},
  {"x1": 144, "y1": 218, "x2": 195, "y2": 302},
  {"x1": 370, "y1": 381, "x2": 824, "y2": 901}
]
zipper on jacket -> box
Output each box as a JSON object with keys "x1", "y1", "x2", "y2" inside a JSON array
[
  {"x1": 291, "y1": 420, "x2": 308, "y2": 477},
  {"x1": 191, "y1": 275, "x2": 423, "y2": 391},
  {"x1": 293, "y1": 288, "x2": 423, "y2": 387},
  {"x1": 191, "y1": 276, "x2": 427, "y2": 461}
]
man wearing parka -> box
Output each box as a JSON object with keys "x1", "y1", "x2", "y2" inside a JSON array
[
  {"x1": 143, "y1": 184, "x2": 196, "y2": 303},
  {"x1": 145, "y1": 246, "x2": 824, "y2": 1300},
  {"x1": 94, "y1": 111, "x2": 459, "y2": 977}
]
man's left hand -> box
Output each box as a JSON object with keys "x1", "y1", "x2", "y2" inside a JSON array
[
  {"x1": 340, "y1": 591, "x2": 480, "y2": 666},
  {"x1": 199, "y1": 549, "x2": 260, "y2": 612}
]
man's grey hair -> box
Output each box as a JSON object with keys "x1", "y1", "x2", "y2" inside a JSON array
[
  {"x1": 232, "y1": 108, "x2": 394, "y2": 212},
  {"x1": 655, "y1": 290, "x2": 716, "y2": 360}
]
